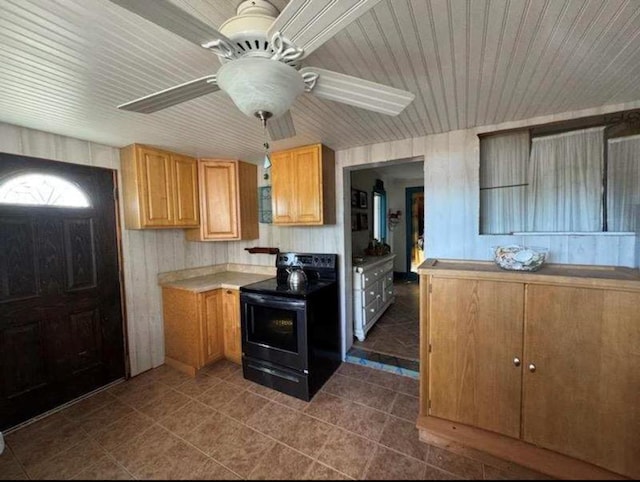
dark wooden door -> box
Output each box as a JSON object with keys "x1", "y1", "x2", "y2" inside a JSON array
[{"x1": 0, "y1": 154, "x2": 125, "y2": 431}]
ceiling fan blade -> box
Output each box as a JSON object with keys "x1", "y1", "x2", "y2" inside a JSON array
[
  {"x1": 118, "y1": 75, "x2": 219, "y2": 113},
  {"x1": 268, "y1": 0, "x2": 384, "y2": 58},
  {"x1": 268, "y1": 111, "x2": 296, "y2": 141},
  {"x1": 300, "y1": 67, "x2": 415, "y2": 116},
  {"x1": 108, "y1": 0, "x2": 232, "y2": 48}
]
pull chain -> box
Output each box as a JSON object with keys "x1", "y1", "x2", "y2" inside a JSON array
[
  {"x1": 254, "y1": 110, "x2": 273, "y2": 180},
  {"x1": 262, "y1": 117, "x2": 272, "y2": 175}
]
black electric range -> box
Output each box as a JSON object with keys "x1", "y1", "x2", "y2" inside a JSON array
[{"x1": 239, "y1": 252, "x2": 341, "y2": 401}]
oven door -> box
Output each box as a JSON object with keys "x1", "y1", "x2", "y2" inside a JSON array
[{"x1": 240, "y1": 292, "x2": 308, "y2": 371}]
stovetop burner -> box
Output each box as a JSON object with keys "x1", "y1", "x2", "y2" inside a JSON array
[
  {"x1": 240, "y1": 252, "x2": 338, "y2": 299},
  {"x1": 240, "y1": 277, "x2": 335, "y2": 298}
]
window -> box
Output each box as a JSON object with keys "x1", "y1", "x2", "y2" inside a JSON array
[
  {"x1": 480, "y1": 113, "x2": 640, "y2": 234},
  {"x1": 373, "y1": 181, "x2": 387, "y2": 242},
  {"x1": 0, "y1": 173, "x2": 91, "y2": 208}
]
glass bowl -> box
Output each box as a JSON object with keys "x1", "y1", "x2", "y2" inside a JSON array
[{"x1": 493, "y1": 245, "x2": 548, "y2": 272}]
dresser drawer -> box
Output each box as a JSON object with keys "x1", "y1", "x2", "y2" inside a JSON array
[
  {"x1": 363, "y1": 281, "x2": 381, "y2": 306},
  {"x1": 383, "y1": 285, "x2": 394, "y2": 303},
  {"x1": 363, "y1": 297, "x2": 380, "y2": 325},
  {"x1": 361, "y1": 269, "x2": 383, "y2": 288}
]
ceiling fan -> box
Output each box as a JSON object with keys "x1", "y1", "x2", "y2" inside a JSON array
[{"x1": 110, "y1": 0, "x2": 415, "y2": 143}]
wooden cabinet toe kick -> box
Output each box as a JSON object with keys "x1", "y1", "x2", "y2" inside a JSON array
[{"x1": 417, "y1": 416, "x2": 629, "y2": 481}]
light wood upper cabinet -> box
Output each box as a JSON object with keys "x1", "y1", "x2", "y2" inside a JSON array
[
  {"x1": 172, "y1": 153, "x2": 200, "y2": 226},
  {"x1": 120, "y1": 144, "x2": 199, "y2": 229},
  {"x1": 429, "y1": 278, "x2": 524, "y2": 439},
  {"x1": 222, "y1": 289, "x2": 242, "y2": 364},
  {"x1": 271, "y1": 143, "x2": 335, "y2": 225},
  {"x1": 185, "y1": 159, "x2": 258, "y2": 241}
]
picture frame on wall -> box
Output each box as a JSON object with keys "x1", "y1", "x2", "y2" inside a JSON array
[
  {"x1": 351, "y1": 213, "x2": 358, "y2": 231},
  {"x1": 359, "y1": 190, "x2": 368, "y2": 209},
  {"x1": 358, "y1": 213, "x2": 369, "y2": 231},
  {"x1": 351, "y1": 189, "x2": 359, "y2": 208}
]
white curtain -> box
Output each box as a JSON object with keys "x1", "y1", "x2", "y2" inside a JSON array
[
  {"x1": 480, "y1": 131, "x2": 530, "y2": 233},
  {"x1": 608, "y1": 135, "x2": 640, "y2": 232},
  {"x1": 527, "y1": 127, "x2": 604, "y2": 232}
]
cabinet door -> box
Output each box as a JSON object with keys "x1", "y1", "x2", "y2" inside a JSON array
[
  {"x1": 200, "y1": 161, "x2": 239, "y2": 239},
  {"x1": 201, "y1": 290, "x2": 224, "y2": 366},
  {"x1": 171, "y1": 154, "x2": 199, "y2": 227},
  {"x1": 292, "y1": 145, "x2": 323, "y2": 224},
  {"x1": 523, "y1": 285, "x2": 640, "y2": 478},
  {"x1": 429, "y1": 278, "x2": 524, "y2": 438},
  {"x1": 271, "y1": 151, "x2": 297, "y2": 224},
  {"x1": 222, "y1": 289, "x2": 242, "y2": 364},
  {"x1": 137, "y1": 147, "x2": 173, "y2": 226}
]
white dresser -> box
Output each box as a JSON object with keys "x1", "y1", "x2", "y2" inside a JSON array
[{"x1": 353, "y1": 254, "x2": 395, "y2": 342}]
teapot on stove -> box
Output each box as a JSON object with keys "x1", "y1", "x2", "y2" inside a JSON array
[{"x1": 286, "y1": 266, "x2": 308, "y2": 290}]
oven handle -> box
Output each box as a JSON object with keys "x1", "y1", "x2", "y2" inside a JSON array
[
  {"x1": 240, "y1": 292, "x2": 306, "y2": 310},
  {"x1": 246, "y1": 362, "x2": 300, "y2": 383}
]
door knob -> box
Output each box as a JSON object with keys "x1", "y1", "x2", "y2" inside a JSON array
[
  {"x1": 528, "y1": 363, "x2": 537, "y2": 373},
  {"x1": 513, "y1": 357, "x2": 521, "y2": 367}
]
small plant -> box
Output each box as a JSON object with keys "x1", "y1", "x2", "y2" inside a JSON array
[{"x1": 365, "y1": 238, "x2": 391, "y2": 256}]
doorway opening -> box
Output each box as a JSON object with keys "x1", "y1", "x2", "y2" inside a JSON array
[
  {"x1": 405, "y1": 186, "x2": 425, "y2": 281},
  {"x1": 344, "y1": 158, "x2": 424, "y2": 377},
  {"x1": 0, "y1": 153, "x2": 126, "y2": 431}
]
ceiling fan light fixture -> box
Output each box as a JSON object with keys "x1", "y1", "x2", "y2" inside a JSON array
[{"x1": 217, "y1": 57, "x2": 304, "y2": 119}]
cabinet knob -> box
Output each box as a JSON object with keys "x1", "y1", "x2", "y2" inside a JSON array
[
  {"x1": 370, "y1": 291, "x2": 375, "y2": 295},
  {"x1": 370, "y1": 308, "x2": 375, "y2": 313},
  {"x1": 528, "y1": 363, "x2": 537, "y2": 373},
  {"x1": 226, "y1": 290, "x2": 232, "y2": 294},
  {"x1": 513, "y1": 357, "x2": 521, "y2": 367}
]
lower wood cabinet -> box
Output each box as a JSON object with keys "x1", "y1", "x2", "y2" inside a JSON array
[
  {"x1": 419, "y1": 259, "x2": 640, "y2": 480},
  {"x1": 522, "y1": 285, "x2": 640, "y2": 477},
  {"x1": 162, "y1": 286, "x2": 241, "y2": 376},
  {"x1": 201, "y1": 290, "x2": 224, "y2": 366},
  {"x1": 428, "y1": 278, "x2": 524, "y2": 439},
  {"x1": 221, "y1": 289, "x2": 242, "y2": 364}
]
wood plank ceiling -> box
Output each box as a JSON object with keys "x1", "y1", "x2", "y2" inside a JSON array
[{"x1": 1, "y1": 0, "x2": 639, "y2": 162}]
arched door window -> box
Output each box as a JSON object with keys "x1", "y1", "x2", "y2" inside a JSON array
[{"x1": 0, "y1": 173, "x2": 91, "y2": 208}]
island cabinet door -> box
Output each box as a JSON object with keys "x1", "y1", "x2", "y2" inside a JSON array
[
  {"x1": 428, "y1": 277, "x2": 524, "y2": 439},
  {"x1": 523, "y1": 285, "x2": 640, "y2": 479}
]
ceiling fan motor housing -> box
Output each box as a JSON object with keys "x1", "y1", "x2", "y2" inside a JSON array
[
  {"x1": 219, "y1": 0, "x2": 283, "y2": 62},
  {"x1": 217, "y1": 57, "x2": 304, "y2": 119}
]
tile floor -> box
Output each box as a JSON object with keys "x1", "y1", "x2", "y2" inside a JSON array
[
  {"x1": 353, "y1": 280, "x2": 421, "y2": 361},
  {"x1": 0, "y1": 360, "x2": 551, "y2": 480}
]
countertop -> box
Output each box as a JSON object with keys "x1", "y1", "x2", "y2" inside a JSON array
[
  {"x1": 353, "y1": 253, "x2": 396, "y2": 271},
  {"x1": 418, "y1": 258, "x2": 640, "y2": 291},
  {"x1": 160, "y1": 271, "x2": 274, "y2": 293}
]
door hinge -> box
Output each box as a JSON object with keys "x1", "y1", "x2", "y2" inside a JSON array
[
  {"x1": 428, "y1": 343, "x2": 432, "y2": 353},
  {"x1": 428, "y1": 399, "x2": 431, "y2": 409},
  {"x1": 429, "y1": 283, "x2": 432, "y2": 293},
  {"x1": 113, "y1": 185, "x2": 119, "y2": 201}
]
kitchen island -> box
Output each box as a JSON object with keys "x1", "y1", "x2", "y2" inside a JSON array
[{"x1": 417, "y1": 258, "x2": 640, "y2": 480}]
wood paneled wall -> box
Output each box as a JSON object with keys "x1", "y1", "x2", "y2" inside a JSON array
[
  {"x1": 335, "y1": 101, "x2": 639, "y2": 270},
  {"x1": 2, "y1": 100, "x2": 637, "y2": 375},
  {"x1": 0, "y1": 122, "x2": 228, "y2": 376}
]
